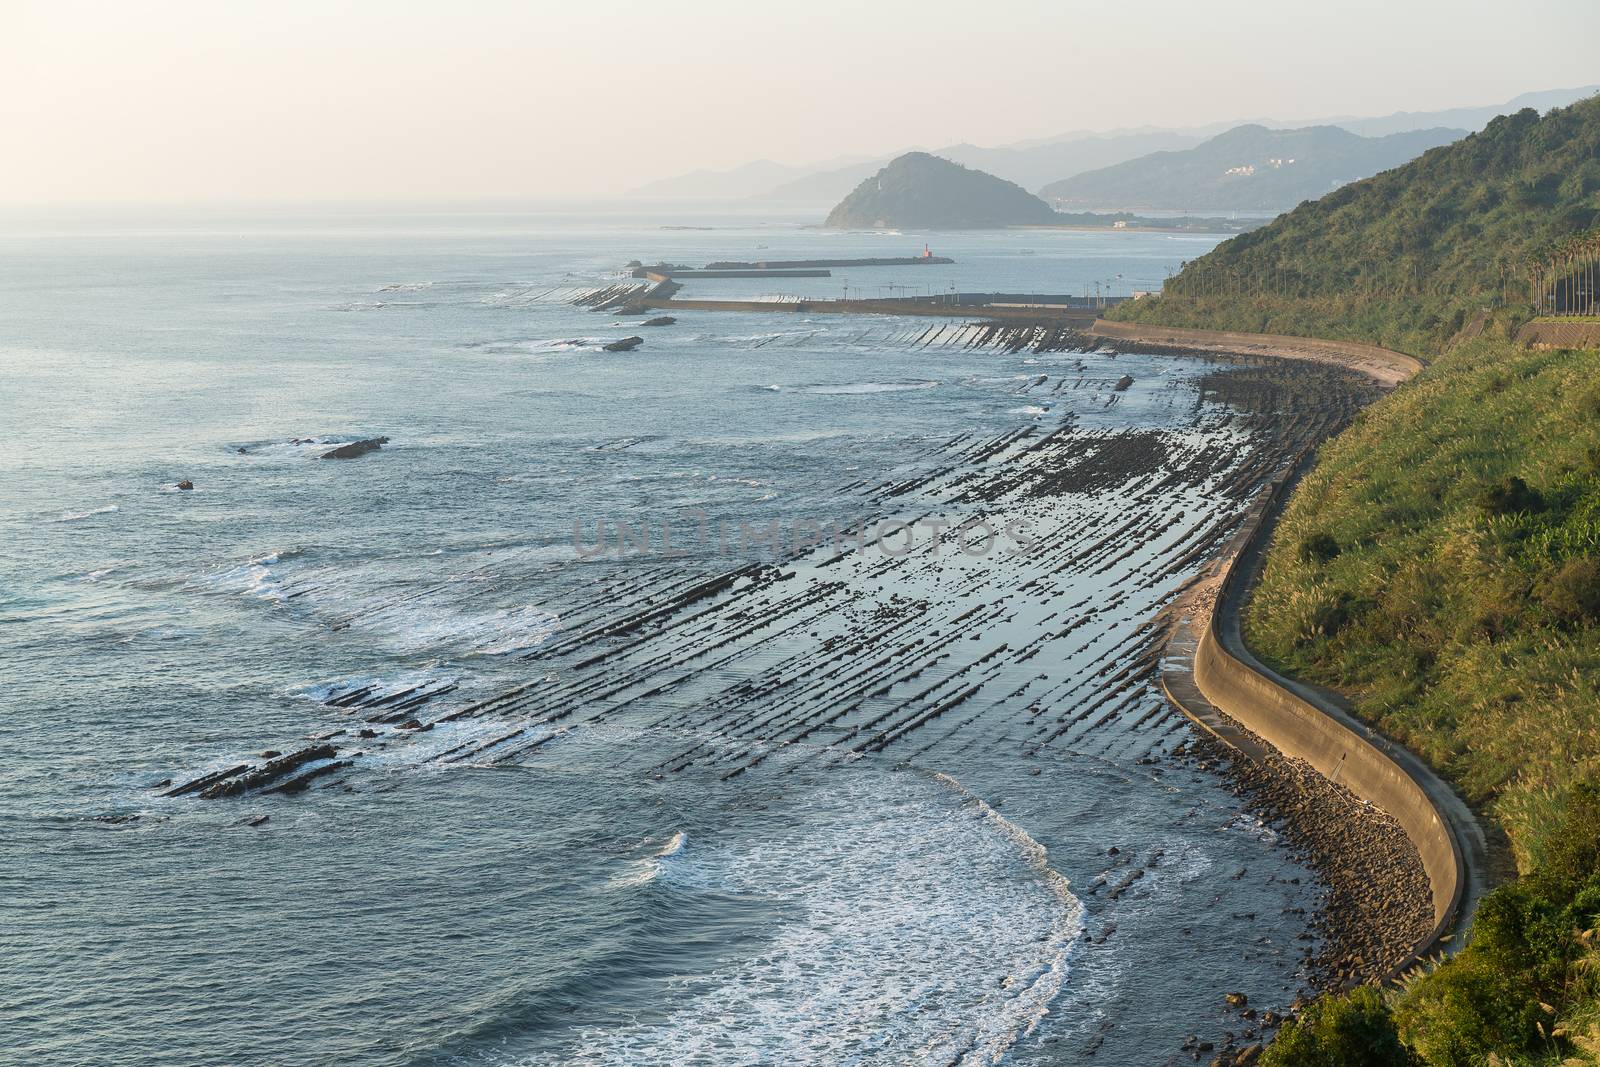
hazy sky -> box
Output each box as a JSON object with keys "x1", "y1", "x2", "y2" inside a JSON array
[{"x1": 3, "y1": 0, "x2": 1596, "y2": 204}]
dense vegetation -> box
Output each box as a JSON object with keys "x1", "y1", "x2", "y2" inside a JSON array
[
  {"x1": 823, "y1": 152, "x2": 1058, "y2": 229},
  {"x1": 1104, "y1": 94, "x2": 1600, "y2": 1064},
  {"x1": 1050, "y1": 210, "x2": 1258, "y2": 233},
  {"x1": 1266, "y1": 766, "x2": 1600, "y2": 1066},
  {"x1": 1113, "y1": 96, "x2": 1600, "y2": 356},
  {"x1": 1041, "y1": 123, "x2": 1464, "y2": 212},
  {"x1": 1250, "y1": 336, "x2": 1600, "y2": 1064},
  {"x1": 1247, "y1": 338, "x2": 1600, "y2": 861}
]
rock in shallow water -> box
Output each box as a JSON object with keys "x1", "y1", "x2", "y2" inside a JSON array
[{"x1": 320, "y1": 437, "x2": 389, "y2": 460}]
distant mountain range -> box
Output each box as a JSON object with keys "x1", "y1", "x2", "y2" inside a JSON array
[
  {"x1": 628, "y1": 155, "x2": 881, "y2": 200},
  {"x1": 1039, "y1": 125, "x2": 1467, "y2": 212},
  {"x1": 824, "y1": 153, "x2": 1058, "y2": 229},
  {"x1": 629, "y1": 84, "x2": 1599, "y2": 205},
  {"x1": 765, "y1": 131, "x2": 1204, "y2": 204}
]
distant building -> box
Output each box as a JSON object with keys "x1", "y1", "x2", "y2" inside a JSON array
[{"x1": 1112, "y1": 220, "x2": 1129, "y2": 229}]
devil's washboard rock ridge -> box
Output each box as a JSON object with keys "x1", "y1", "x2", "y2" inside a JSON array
[{"x1": 825, "y1": 152, "x2": 1060, "y2": 230}]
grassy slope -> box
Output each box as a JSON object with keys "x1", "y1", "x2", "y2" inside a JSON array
[
  {"x1": 1091, "y1": 95, "x2": 1600, "y2": 1065},
  {"x1": 1249, "y1": 337, "x2": 1600, "y2": 1066},
  {"x1": 1246, "y1": 337, "x2": 1600, "y2": 864}
]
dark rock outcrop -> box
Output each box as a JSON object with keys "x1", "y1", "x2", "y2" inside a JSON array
[
  {"x1": 641, "y1": 316, "x2": 676, "y2": 327},
  {"x1": 320, "y1": 437, "x2": 389, "y2": 460},
  {"x1": 603, "y1": 336, "x2": 644, "y2": 352}
]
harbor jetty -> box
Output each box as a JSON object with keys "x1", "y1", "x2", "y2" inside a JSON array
[
  {"x1": 629, "y1": 253, "x2": 955, "y2": 281},
  {"x1": 608, "y1": 252, "x2": 1133, "y2": 322},
  {"x1": 702, "y1": 256, "x2": 954, "y2": 269}
]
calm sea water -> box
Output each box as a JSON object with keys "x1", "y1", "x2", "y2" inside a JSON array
[{"x1": 2, "y1": 205, "x2": 1316, "y2": 1066}]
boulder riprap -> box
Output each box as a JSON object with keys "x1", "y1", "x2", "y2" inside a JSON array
[
  {"x1": 603, "y1": 336, "x2": 644, "y2": 352},
  {"x1": 320, "y1": 437, "x2": 389, "y2": 460}
]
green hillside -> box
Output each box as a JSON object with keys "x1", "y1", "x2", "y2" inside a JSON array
[
  {"x1": 1114, "y1": 96, "x2": 1600, "y2": 355},
  {"x1": 1109, "y1": 95, "x2": 1600, "y2": 1065},
  {"x1": 823, "y1": 152, "x2": 1059, "y2": 229},
  {"x1": 1256, "y1": 335, "x2": 1600, "y2": 1067}
]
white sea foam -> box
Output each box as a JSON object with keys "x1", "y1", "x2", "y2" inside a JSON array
[
  {"x1": 804, "y1": 380, "x2": 939, "y2": 395},
  {"x1": 59, "y1": 504, "x2": 119, "y2": 522},
  {"x1": 208, "y1": 551, "x2": 293, "y2": 603},
  {"x1": 546, "y1": 768, "x2": 1084, "y2": 1066},
  {"x1": 358, "y1": 717, "x2": 557, "y2": 772},
  {"x1": 237, "y1": 436, "x2": 350, "y2": 459},
  {"x1": 349, "y1": 601, "x2": 562, "y2": 656},
  {"x1": 655, "y1": 830, "x2": 686, "y2": 858},
  {"x1": 610, "y1": 830, "x2": 688, "y2": 889}
]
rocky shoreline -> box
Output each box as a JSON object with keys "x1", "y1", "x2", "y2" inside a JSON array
[{"x1": 1182, "y1": 718, "x2": 1434, "y2": 994}]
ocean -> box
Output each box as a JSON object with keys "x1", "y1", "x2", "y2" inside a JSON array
[{"x1": 2, "y1": 204, "x2": 1320, "y2": 1066}]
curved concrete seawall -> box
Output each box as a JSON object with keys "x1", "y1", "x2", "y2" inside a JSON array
[
  {"x1": 1095, "y1": 319, "x2": 1485, "y2": 978},
  {"x1": 1192, "y1": 464, "x2": 1484, "y2": 976},
  {"x1": 1088, "y1": 319, "x2": 1426, "y2": 385}
]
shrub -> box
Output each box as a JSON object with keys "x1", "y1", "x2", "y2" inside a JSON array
[
  {"x1": 1310, "y1": 593, "x2": 1355, "y2": 639},
  {"x1": 1262, "y1": 986, "x2": 1419, "y2": 1066},
  {"x1": 1299, "y1": 531, "x2": 1342, "y2": 564},
  {"x1": 1539, "y1": 557, "x2": 1600, "y2": 626},
  {"x1": 1479, "y1": 475, "x2": 1542, "y2": 517},
  {"x1": 1394, "y1": 782, "x2": 1600, "y2": 1064}
]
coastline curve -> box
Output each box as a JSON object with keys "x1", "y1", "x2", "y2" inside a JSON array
[{"x1": 1093, "y1": 319, "x2": 1486, "y2": 980}]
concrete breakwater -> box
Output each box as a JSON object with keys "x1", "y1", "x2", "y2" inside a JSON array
[
  {"x1": 630, "y1": 292, "x2": 1129, "y2": 322},
  {"x1": 630, "y1": 256, "x2": 954, "y2": 280},
  {"x1": 634, "y1": 268, "x2": 833, "y2": 279}
]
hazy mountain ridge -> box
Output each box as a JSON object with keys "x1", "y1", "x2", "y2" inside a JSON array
[
  {"x1": 1040, "y1": 125, "x2": 1467, "y2": 211},
  {"x1": 761, "y1": 131, "x2": 1203, "y2": 203},
  {"x1": 629, "y1": 84, "x2": 1599, "y2": 203}
]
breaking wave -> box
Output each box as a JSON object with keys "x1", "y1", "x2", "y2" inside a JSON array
[{"x1": 538, "y1": 768, "x2": 1084, "y2": 1066}]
